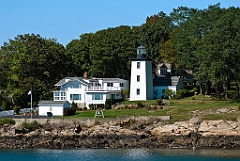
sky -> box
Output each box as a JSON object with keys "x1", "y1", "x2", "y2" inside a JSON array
[{"x1": 1, "y1": 0, "x2": 239, "y2": 47}]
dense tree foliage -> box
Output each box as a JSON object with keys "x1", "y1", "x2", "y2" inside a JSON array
[
  {"x1": 0, "y1": 34, "x2": 68, "y2": 109},
  {"x1": 1, "y1": 4, "x2": 240, "y2": 109},
  {"x1": 172, "y1": 4, "x2": 240, "y2": 98}
]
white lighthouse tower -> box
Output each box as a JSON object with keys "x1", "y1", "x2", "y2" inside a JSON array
[{"x1": 129, "y1": 46, "x2": 153, "y2": 101}]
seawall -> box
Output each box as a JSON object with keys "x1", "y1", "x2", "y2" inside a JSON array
[{"x1": 0, "y1": 116, "x2": 240, "y2": 149}]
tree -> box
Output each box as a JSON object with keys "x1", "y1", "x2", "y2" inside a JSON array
[
  {"x1": 139, "y1": 12, "x2": 173, "y2": 65},
  {"x1": 0, "y1": 34, "x2": 68, "y2": 108},
  {"x1": 65, "y1": 33, "x2": 93, "y2": 76}
]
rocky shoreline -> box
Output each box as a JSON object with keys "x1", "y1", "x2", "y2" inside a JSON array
[{"x1": 0, "y1": 117, "x2": 240, "y2": 149}]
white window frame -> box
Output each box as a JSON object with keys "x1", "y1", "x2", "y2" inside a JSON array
[
  {"x1": 70, "y1": 94, "x2": 81, "y2": 101},
  {"x1": 92, "y1": 94, "x2": 103, "y2": 100}
]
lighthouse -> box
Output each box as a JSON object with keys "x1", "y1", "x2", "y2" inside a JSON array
[{"x1": 129, "y1": 46, "x2": 153, "y2": 101}]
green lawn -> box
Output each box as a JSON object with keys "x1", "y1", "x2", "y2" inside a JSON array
[{"x1": 65, "y1": 98, "x2": 240, "y2": 122}]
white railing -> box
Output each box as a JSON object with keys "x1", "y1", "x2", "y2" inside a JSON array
[{"x1": 86, "y1": 86, "x2": 122, "y2": 91}]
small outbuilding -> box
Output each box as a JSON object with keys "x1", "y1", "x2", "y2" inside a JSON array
[
  {"x1": 38, "y1": 100, "x2": 70, "y2": 116},
  {"x1": 153, "y1": 76, "x2": 184, "y2": 99}
]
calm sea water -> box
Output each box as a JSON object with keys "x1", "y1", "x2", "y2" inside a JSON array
[{"x1": 0, "y1": 148, "x2": 240, "y2": 161}]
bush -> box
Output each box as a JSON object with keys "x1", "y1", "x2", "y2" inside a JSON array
[
  {"x1": 0, "y1": 118, "x2": 15, "y2": 127},
  {"x1": 104, "y1": 99, "x2": 112, "y2": 109},
  {"x1": 164, "y1": 89, "x2": 174, "y2": 99},
  {"x1": 64, "y1": 108, "x2": 76, "y2": 116},
  {"x1": 89, "y1": 104, "x2": 94, "y2": 110},
  {"x1": 173, "y1": 94, "x2": 181, "y2": 99},
  {"x1": 137, "y1": 102, "x2": 144, "y2": 108},
  {"x1": 14, "y1": 106, "x2": 21, "y2": 115},
  {"x1": 175, "y1": 89, "x2": 187, "y2": 99},
  {"x1": 156, "y1": 99, "x2": 163, "y2": 105},
  {"x1": 71, "y1": 101, "x2": 78, "y2": 108},
  {"x1": 22, "y1": 120, "x2": 40, "y2": 131}
]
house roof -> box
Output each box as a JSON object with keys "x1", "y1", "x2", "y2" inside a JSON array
[
  {"x1": 54, "y1": 77, "x2": 89, "y2": 86},
  {"x1": 38, "y1": 100, "x2": 70, "y2": 106},
  {"x1": 153, "y1": 76, "x2": 181, "y2": 86},
  {"x1": 102, "y1": 78, "x2": 121, "y2": 82},
  {"x1": 156, "y1": 62, "x2": 171, "y2": 69}
]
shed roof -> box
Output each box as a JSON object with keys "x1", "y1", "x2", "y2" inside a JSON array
[{"x1": 38, "y1": 100, "x2": 70, "y2": 106}]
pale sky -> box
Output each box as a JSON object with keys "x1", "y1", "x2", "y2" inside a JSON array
[{"x1": 1, "y1": 0, "x2": 239, "y2": 46}]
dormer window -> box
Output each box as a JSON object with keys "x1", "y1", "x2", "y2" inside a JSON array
[{"x1": 161, "y1": 69, "x2": 166, "y2": 75}]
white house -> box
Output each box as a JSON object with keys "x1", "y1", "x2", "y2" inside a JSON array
[
  {"x1": 129, "y1": 46, "x2": 153, "y2": 101},
  {"x1": 52, "y1": 77, "x2": 129, "y2": 109},
  {"x1": 38, "y1": 100, "x2": 70, "y2": 116}
]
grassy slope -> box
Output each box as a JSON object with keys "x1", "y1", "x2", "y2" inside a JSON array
[{"x1": 66, "y1": 97, "x2": 240, "y2": 122}]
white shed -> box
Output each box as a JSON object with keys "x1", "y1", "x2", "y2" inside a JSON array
[{"x1": 38, "y1": 100, "x2": 70, "y2": 116}]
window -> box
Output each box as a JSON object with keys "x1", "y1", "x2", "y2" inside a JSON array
[
  {"x1": 107, "y1": 83, "x2": 113, "y2": 87},
  {"x1": 70, "y1": 94, "x2": 81, "y2": 101},
  {"x1": 137, "y1": 88, "x2": 140, "y2": 95},
  {"x1": 71, "y1": 83, "x2": 81, "y2": 88},
  {"x1": 92, "y1": 94, "x2": 103, "y2": 100},
  {"x1": 137, "y1": 62, "x2": 140, "y2": 69},
  {"x1": 54, "y1": 92, "x2": 66, "y2": 101},
  {"x1": 161, "y1": 69, "x2": 166, "y2": 75},
  {"x1": 120, "y1": 83, "x2": 124, "y2": 87},
  {"x1": 137, "y1": 75, "x2": 140, "y2": 82}
]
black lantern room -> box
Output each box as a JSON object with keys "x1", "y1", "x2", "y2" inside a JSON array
[{"x1": 137, "y1": 45, "x2": 147, "y2": 59}]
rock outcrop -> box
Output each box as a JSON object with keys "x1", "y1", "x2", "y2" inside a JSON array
[{"x1": 0, "y1": 117, "x2": 240, "y2": 149}]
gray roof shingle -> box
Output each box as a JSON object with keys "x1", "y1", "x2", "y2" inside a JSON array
[
  {"x1": 153, "y1": 76, "x2": 181, "y2": 86},
  {"x1": 54, "y1": 77, "x2": 89, "y2": 86},
  {"x1": 38, "y1": 100, "x2": 69, "y2": 106}
]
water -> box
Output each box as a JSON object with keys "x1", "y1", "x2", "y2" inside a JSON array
[{"x1": 0, "y1": 148, "x2": 240, "y2": 161}]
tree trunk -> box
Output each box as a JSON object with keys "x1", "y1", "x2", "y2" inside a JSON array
[
  {"x1": 236, "y1": 81, "x2": 240, "y2": 98},
  {"x1": 204, "y1": 79, "x2": 209, "y2": 95},
  {"x1": 223, "y1": 81, "x2": 228, "y2": 99}
]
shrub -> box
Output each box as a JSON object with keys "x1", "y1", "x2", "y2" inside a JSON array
[
  {"x1": 64, "y1": 107, "x2": 76, "y2": 116},
  {"x1": 22, "y1": 120, "x2": 40, "y2": 131},
  {"x1": 164, "y1": 89, "x2": 174, "y2": 99},
  {"x1": 0, "y1": 118, "x2": 15, "y2": 127},
  {"x1": 89, "y1": 104, "x2": 94, "y2": 110},
  {"x1": 137, "y1": 102, "x2": 144, "y2": 108},
  {"x1": 173, "y1": 94, "x2": 181, "y2": 99},
  {"x1": 175, "y1": 89, "x2": 187, "y2": 99},
  {"x1": 71, "y1": 101, "x2": 78, "y2": 108},
  {"x1": 104, "y1": 99, "x2": 112, "y2": 109},
  {"x1": 156, "y1": 99, "x2": 163, "y2": 105},
  {"x1": 228, "y1": 90, "x2": 236, "y2": 99},
  {"x1": 83, "y1": 107, "x2": 88, "y2": 111},
  {"x1": 121, "y1": 89, "x2": 129, "y2": 100},
  {"x1": 14, "y1": 106, "x2": 21, "y2": 115}
]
